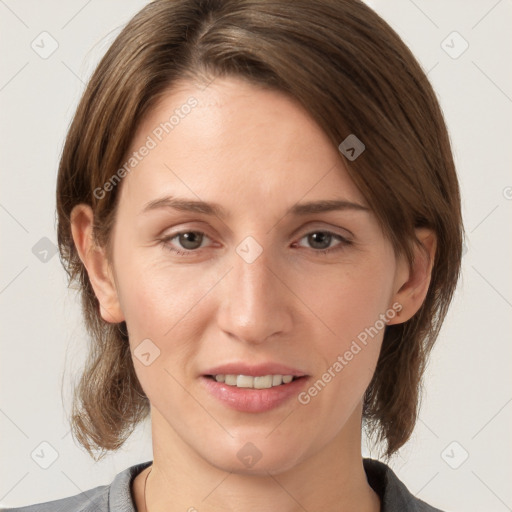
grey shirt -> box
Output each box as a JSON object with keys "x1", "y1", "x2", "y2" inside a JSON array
[{"x1": 1, "y1": 458, "x2": 446, "y2": 511}]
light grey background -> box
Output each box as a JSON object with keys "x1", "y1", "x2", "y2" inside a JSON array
[{"x1": 1, "y1": 1, "x2": 511, "y2": 510}]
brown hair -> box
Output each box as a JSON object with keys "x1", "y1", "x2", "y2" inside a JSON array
[{"x1": 57, "y1": 0, "x2": 464, "y2": 461}]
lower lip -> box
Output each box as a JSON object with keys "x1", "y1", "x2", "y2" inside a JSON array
[{"x1": 200, "y1": 376, "x2": 309, "y2": 413}]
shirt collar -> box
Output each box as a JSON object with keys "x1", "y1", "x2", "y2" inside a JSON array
[
  {"x1": 108, "y1": 458, "x2": 434, "y2": 512},
  {"x1": 109, "y1": 460, "x2": 152, "y2": 511}
]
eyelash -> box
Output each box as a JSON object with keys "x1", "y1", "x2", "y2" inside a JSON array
[{"x1": 159, "y1": 230, "x2": 352, "y2": 257}]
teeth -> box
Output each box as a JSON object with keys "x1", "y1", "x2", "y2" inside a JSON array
[{"x1": 212, "y1": 374, "x2": 297, "y2": 389}]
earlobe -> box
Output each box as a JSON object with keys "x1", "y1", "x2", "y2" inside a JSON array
[
  {"x1": 70, "y1": 204, "x2": 124, "y2": 324},
  {"x1": 388, "y1": 228, "x2": 437, "y2": 325}
]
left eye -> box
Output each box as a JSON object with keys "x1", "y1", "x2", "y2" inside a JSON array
[
  {"x1": 160, "y1": 230, "x2": 350, "y2": 256},
  {"x1": 295, "y1": 231, "x2": 348, "y2": 252}
]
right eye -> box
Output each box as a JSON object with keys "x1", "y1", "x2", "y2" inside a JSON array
[{"x1": 160, "y1": 231, "x2": 213, "y2": 256}]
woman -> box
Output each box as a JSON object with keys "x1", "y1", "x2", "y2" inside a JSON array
[{"x1": 4, "y1": 0, "x2": 463, "y2": 510}]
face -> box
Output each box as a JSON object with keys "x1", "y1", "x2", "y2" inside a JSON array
[{"x1": 102, "y1": 77, "x2": 408, "y2": 474}]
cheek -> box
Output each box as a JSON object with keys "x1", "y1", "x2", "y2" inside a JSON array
[
  {"x1": 114, "y1": 251, "x2": 226, "y2": 374},
  {"x1": 116, "y1": 258, "x2": 217, "y2": 407},
  {"x1": 299, "y1": 257, "x2": 395, "y2": 344},
  {"x1": 292, "y1": 257, "x2": 394, "y2": 405},
  {"x1": 115, "y1": 244, "x2": 204, "y2": 328}
]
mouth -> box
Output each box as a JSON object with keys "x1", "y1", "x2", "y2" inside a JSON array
[
  {"x1": 204, "y1": 374, "x2": 305, "y2": 389},
  {"x1": 200, "y1": 373, "x2": 310, "y2": 413}
]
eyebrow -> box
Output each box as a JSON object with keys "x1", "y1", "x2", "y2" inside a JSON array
[{"x1": 141, "y1": 196, "x2": 370, "y2": 219}]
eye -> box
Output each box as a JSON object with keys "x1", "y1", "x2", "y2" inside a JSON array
[
  {"x1": 159, "y1": 229, "x2": 352, "y2": 257},
  {"x1": 294, "y1": 230, "x2": 351, "y2": 254},
  {"x1": 160, "y1": 231, "x2": 211, "y2": 256}
]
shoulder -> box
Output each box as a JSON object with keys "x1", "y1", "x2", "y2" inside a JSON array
[
  {"x1": 0, "y1": 484, "x2": 108, "y2": 512},
  {"x1": 0, "y1": 461, "x2": 153, "y2": 512},
  {"x1": 363, "y1": 458, "x2": 447, "y2": 512}
]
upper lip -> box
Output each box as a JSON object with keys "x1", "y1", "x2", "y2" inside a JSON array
[{"x1": 203, "y1": 362, "x2": 308, "y2": 377}]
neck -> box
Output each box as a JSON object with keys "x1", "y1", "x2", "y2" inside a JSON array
[{"x1": 134, "y1": 404, "x2": 380, "y2": 512}]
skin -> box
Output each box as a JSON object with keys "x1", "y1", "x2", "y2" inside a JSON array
[{"x1": 71, "y1": 76, "x2": 436, "y2": 512}]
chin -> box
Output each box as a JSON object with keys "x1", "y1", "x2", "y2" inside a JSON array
[{"x1": 202, "y1": 436, "x2": 308, "y2": 476}]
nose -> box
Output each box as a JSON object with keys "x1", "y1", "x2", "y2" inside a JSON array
[{"x1": 216, "y1": 243, "x2": 293, "y2": 345}]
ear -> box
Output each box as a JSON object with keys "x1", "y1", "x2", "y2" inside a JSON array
[
  {"x1": 387, "y1": 228, "x2": 437, "y2": 325},
  {"x1": 70, "y1": 204, "x2": 124, "y2": 323}
]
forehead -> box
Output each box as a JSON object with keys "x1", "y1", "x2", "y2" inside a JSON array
[{"x1": 119, "y1": 76, "x2": 367, "y2": 212}]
